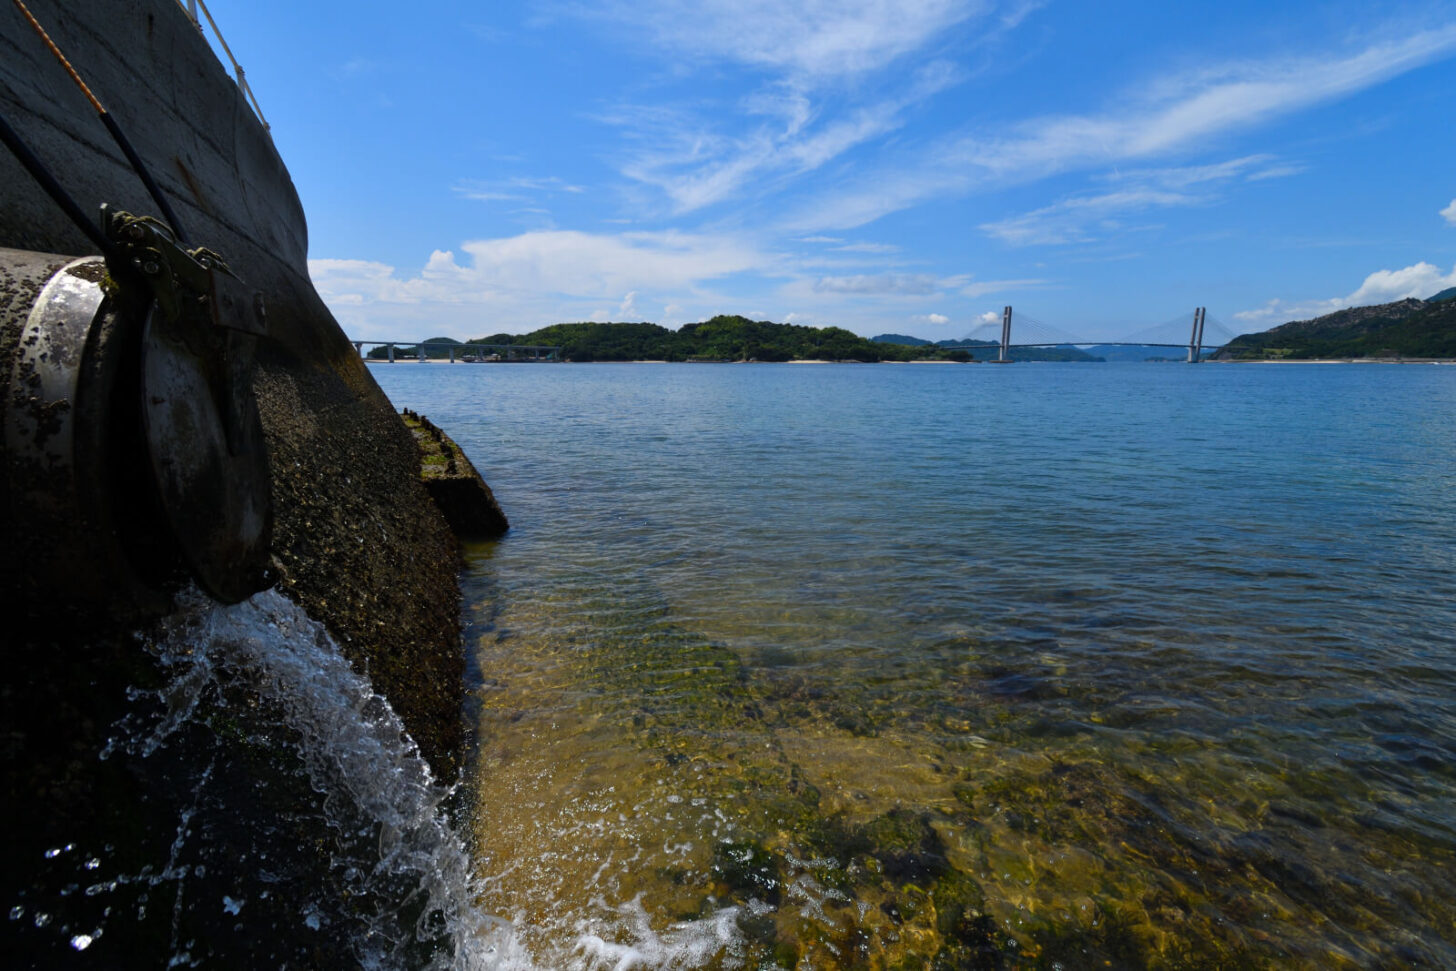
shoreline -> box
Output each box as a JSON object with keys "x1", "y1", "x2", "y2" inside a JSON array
[
  {"x1": 1215, "y1": 358, "x2": 1456, "y2": 365},
  {"x1": 362, "y1": 357, "x2": 1456, "y2": 366}
]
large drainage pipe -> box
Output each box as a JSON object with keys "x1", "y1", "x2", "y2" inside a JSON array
[{"x1": 1, "y1": 245, "x2": 271, "y2": 630}]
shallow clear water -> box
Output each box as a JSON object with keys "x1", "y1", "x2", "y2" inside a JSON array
[{"x1": 375, "y1": 361, "x2": 1456, "y2": 968}]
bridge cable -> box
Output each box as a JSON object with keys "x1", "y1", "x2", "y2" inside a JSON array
[{"x1": 1114, "y1": 312, "x2": 1202, "y2": 346}]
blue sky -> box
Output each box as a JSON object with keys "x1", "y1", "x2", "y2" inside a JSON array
[{"x1": 207, "y1": 1, "x2": 1456, "y2": 343}]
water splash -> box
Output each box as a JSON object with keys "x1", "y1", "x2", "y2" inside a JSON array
[
  {"x1": 87, "y1": 588, "x2": 515, "y2": 967},
  {"x1": 87, "y1": 589, "x2": 743, "y2": 969}
]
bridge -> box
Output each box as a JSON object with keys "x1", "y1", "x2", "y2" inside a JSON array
[
  {"x1": 352, "y1": 340, "x2": 562, "y2": 363},
  {"x1": 943, "y1": 307, "x2": 1236, "y2": 362}
]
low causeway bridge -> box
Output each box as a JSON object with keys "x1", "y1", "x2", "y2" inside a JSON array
[{"x1": 352, "y1": 340, "x2": 562, "y2": 362}]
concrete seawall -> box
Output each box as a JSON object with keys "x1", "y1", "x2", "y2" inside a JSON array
[{"x1": 1, "y1": 0, "x2": 475, "y2": 776}]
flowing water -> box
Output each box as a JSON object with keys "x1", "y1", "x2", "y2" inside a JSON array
[
  {"x1": 370, "y1": 360, "x2": 1456, "y2": 969},
  {"x1": 10, "y1": 588, "x2": 514, "y2": 968}
]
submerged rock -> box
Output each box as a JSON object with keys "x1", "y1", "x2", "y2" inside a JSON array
[{"x1": 402, "y1": 408, "x2": 508, "y2": 541}]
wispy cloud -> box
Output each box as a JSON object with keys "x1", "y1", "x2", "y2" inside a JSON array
[
  {"x1": 1096, "y1": 155, "x2": 1292, "y2": 189},
  {"x1": 787, "y1": 25, "x2": 1456, "y2": 230},
  {"x1": 571, "y1": 0, "x2": 989, "y2": 84},
  {"x1": 832, "y1": 241, "x2": 900, "y2": 254},
  {"x1": 1234, "y1": 261, "x2": 1456, "y2": 324},
  {"x1": 1442, "y1": 198, "x2": 1456, "y2": 226},
  {"x1": 453, "y1": 175, "x2": 586, "y2": 202},
  {"x1": 332, "y1": 57, "x2": 380, "y2": 79},
  {"x1": 960, "y1": 278, "x2": 1045, "y2": 296},
  {"x1": 813, "y1": 272, "x2": 961, "y2": 295},
  {"x1": 570, "y1": 1, "x2": 1014, "y2": 215},
  {"x1": 981, "y1": 190, "x2": 1195, "y2": 245},
  {"x1": 979, "y1": 156, "x2": 1305, "y2": 245},
  {"x1": 613, "y1": 60, "x2": 965, "y2": 213},
  {"x1": 1245, "y1": 163, "x2": 1308, "y2": 182}
]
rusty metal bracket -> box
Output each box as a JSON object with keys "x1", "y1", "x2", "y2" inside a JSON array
[
  {"x1": 102, "y1": 205, "x2": 267, "y2": 336},
  {"x1": 99, "y1": 205, "x2": 273, "y2": 603}
]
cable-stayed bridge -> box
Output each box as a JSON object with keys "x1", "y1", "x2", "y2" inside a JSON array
[{"x1": 943, "y1": 307, "x2": 1238, "y2": 362}]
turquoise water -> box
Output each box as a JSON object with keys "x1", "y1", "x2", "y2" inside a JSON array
[{"x1": 373, "y1": 361, "x2": 1456, "y2": 968}]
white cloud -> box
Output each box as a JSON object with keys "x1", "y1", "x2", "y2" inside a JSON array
[
  {"x1": 1344, "y1": 262, "x2": 1456, "y2": 304},
  {"x1": 309, "y1": 232, "x2": 1036, "y2": 340},
  {"x1": 918, "y1": 312, "x2": 950, "y2": 325},
  {"x1": 617, "y1": 291, "x2": 642, "y2": 319},
  {"x1": 308, "y1": 230, "x2": 773, "y2": 340},
  {"x1": 977, "y1": 310, "x2": 1001, "y2": 324},
  {"x1": 1234, "y1": 261, "x2": 1456, "y2": 323},
  {"x1": 1442, "y1": 198, "x2": 1456, "y2": 226},
  {"x1": 787, "y1": 25, "x2": 1456, "y2": 230}
]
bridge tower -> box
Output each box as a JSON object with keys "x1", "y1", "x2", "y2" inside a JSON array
[
  {"x1": 994, "y1": 305, "x2": 1013, "y2": 363},
  {"x1": 1187, "y1": 307, "x2": 1206, "y2": 363}
]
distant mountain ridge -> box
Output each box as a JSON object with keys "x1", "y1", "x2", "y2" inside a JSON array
[
  {"x1": 1216, "y1": 295, "x2": 1456, "y2": 360},
  {"x1": 372, "y1": 316, "x2": 994, "y2": 362},
  {"x1": 1082, "y1": 344, "x2": 1197, "y2": 362}
]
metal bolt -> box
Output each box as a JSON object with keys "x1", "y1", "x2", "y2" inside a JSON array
[{"x1": 142, "y1": 261, "x2": 160, "y2": 275}]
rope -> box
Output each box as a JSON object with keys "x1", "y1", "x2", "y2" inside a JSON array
[
  {"x1": 9, "y1": 0, "x2": 103, "y2": 113},
  {"x1": 10, "y1": 0, "x2": 190, "y2": 243},
  {"x1": 180, "y1": 0, "x2": 271, "y2": 132}
]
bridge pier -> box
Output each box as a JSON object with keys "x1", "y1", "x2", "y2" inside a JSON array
[
  {"x1": 387, "y1": 342, "x2": 395, "y2": 363},
  {"x1": 993, "y1": 305, "x2": 1014, "y2": 363},
  {"x1": 1187, "y1": 307, "x2": 1206, "y2": 363}
]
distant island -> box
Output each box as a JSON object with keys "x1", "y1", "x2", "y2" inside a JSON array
[
  {"x1": 370, "y1": 316, "x2": 1101, "y2": 363},
  {"x1": 1214, "y1": 289, "x2": 1456, "y2": 360}
]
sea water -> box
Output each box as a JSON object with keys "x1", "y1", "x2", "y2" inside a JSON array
[{"x1": 371, "y1": 360, "x2": 1456, "y2": 967}]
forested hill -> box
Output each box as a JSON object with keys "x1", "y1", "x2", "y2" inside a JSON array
[
  {"x1": 1215, "y1": 295, "x2": 1456, "y2": 360},
  {"x1": 457, "y1": 316, "x2": 996, "y2": 362},
  {"x1": 380, "y1": 316, "x2": 1104, "y2": 362}
]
